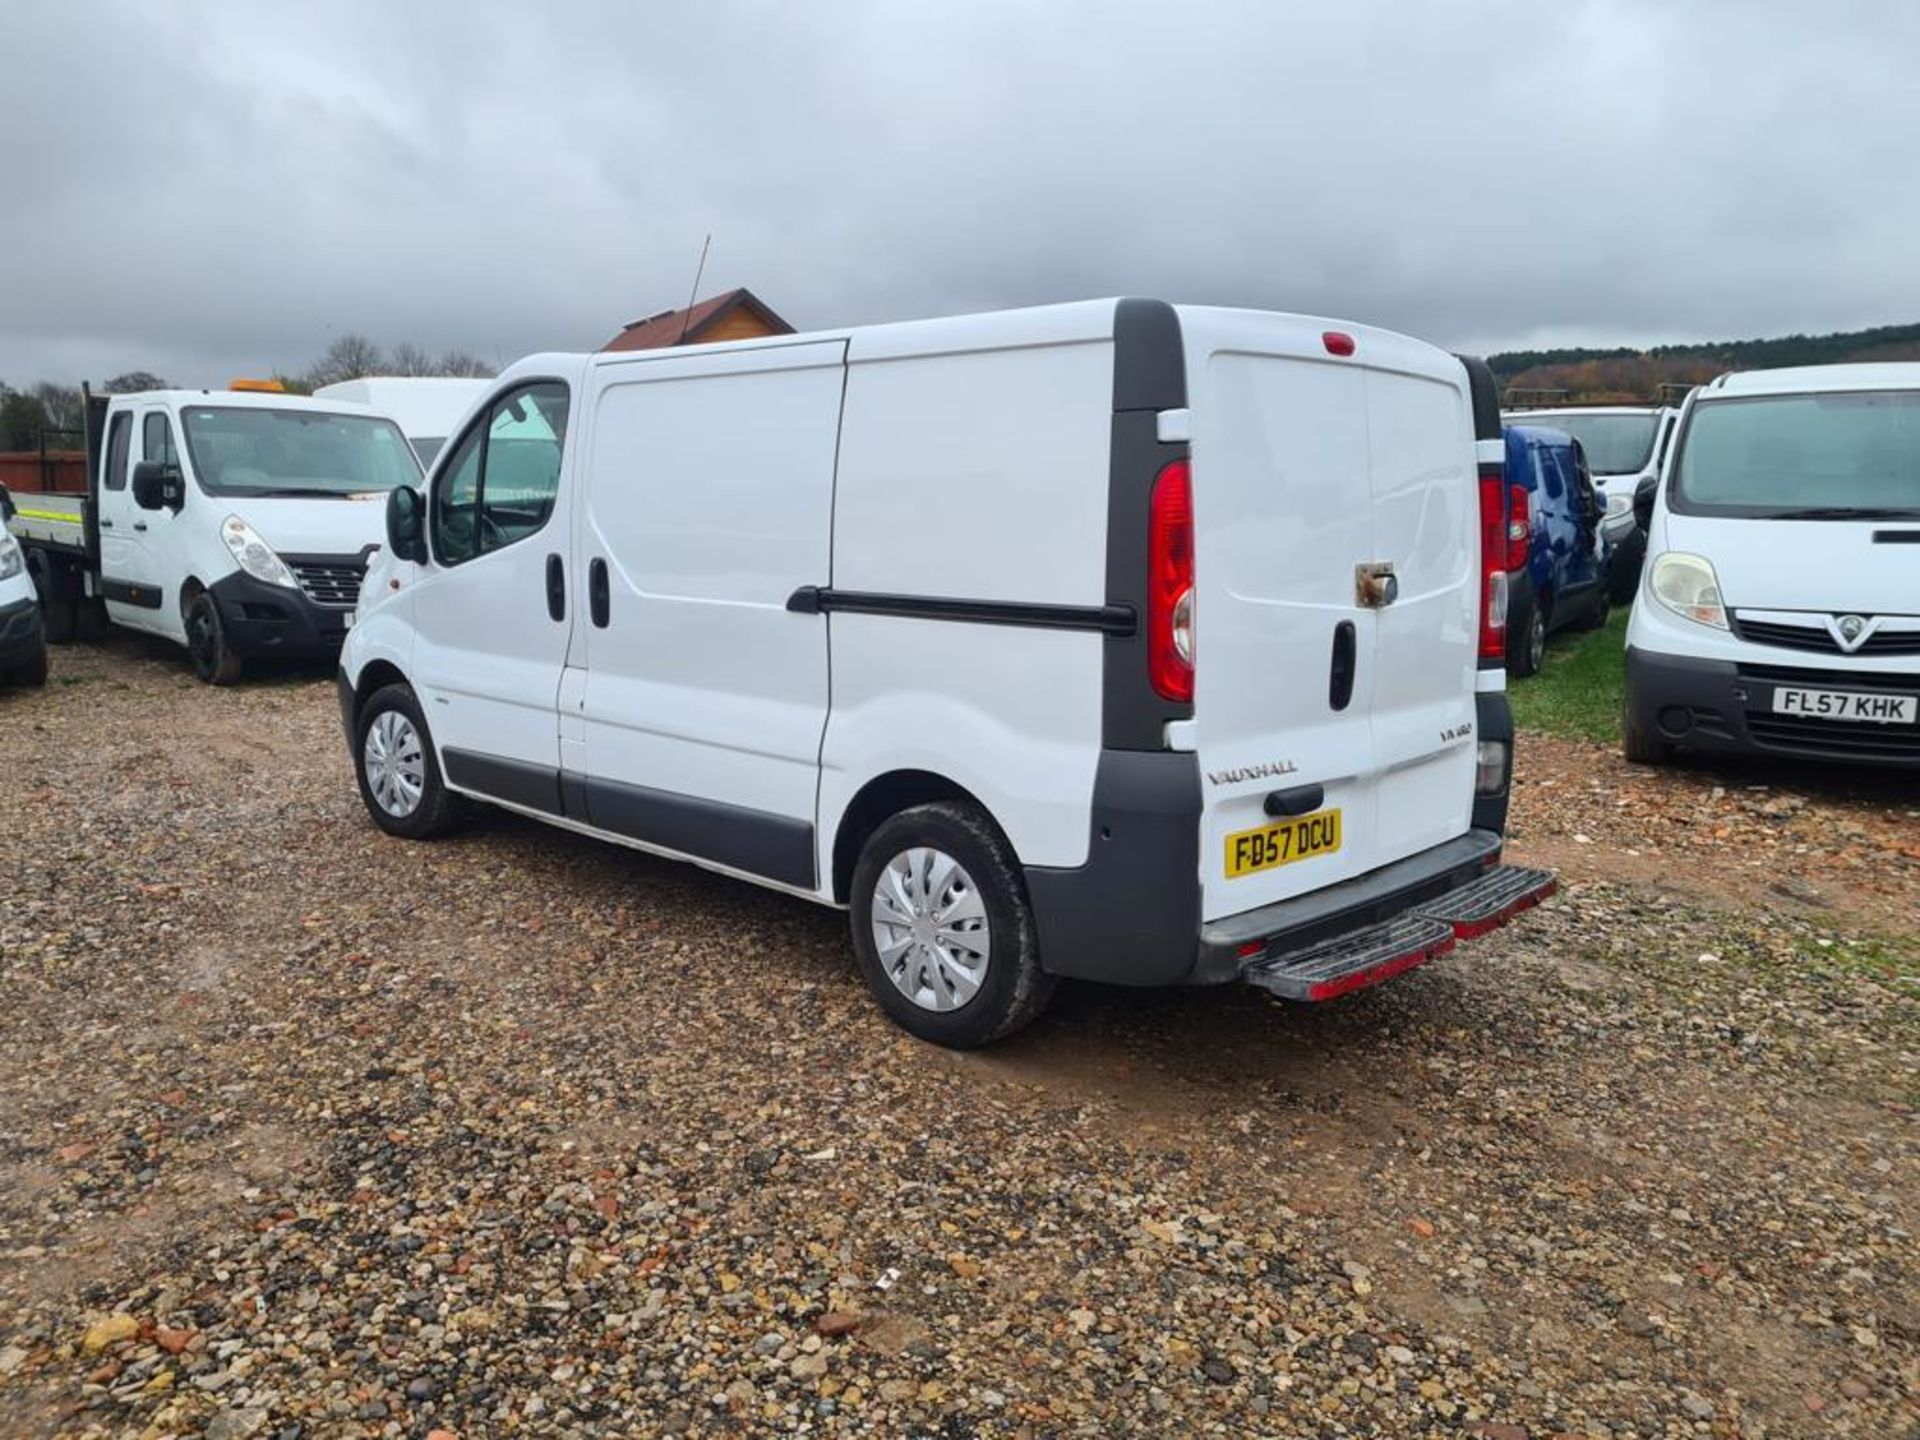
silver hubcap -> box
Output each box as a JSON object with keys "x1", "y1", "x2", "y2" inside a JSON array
[
  {"x1": 364, "y1": 710, "x2": 426, "y2": 818},
  {"x1": 871, "y1": 847, "x2": 991, "y2": 1012}
]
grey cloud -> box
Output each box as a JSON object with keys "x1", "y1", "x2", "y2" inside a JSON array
[{"x1": 3, "y1": 0, "x2": 1916, "y2": 386}]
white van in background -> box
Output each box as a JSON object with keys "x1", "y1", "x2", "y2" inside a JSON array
[
  {"x1": 1626, "y1": 364, "x2": 1920, "y2": 767},
  {"x1": 1503, "y1": 404, "x2": 1679, "y2": 601},
  {"x1": 7, "y1": 387, "x2": 422, "y2": 683},
  {"x1": 313, "y1": 377, "x2": 490, "y2": 466},
  {"x1": 337, "y1": 299, "x2": 1552, "y2": 1046},
  {"x1": 0, "y1": 526, "x2": 48, "y2": 687}
]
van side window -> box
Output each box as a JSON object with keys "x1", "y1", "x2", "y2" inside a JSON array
[
  {"x1": 430, "y1": 381, "x2": 569, "y2": 566},
  {"x1": 104, "y1": 413, "x2": 133, "y2": 491},
  {"x1": 143, "y1": 413, "x2": 178, "y2": 468}
]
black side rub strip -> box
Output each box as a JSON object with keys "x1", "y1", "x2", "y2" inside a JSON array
[
  {"x1": 786, "y1": 586, "x2": 1135, "y2": 636},
  {"x1": 440, "y1": 748, "x2": 816, "y2": 889},
  {"x1": 98, "y1": 577, "x2": 163, "y2": 609},
  {"x1": 1873, "y1": 529, "x2": 1920, "y2": 544}
]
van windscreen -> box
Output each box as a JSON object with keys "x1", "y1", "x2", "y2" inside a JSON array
[
  {"x1": 1671, "y1": 391, "x2": 1920, "y2": 519},
  {"x1": 1523, "y1": 413, "x2": 1657, "y2": 475},
  {"x1": 181, "y1": 407, "x2": 424, "y2": 498}
]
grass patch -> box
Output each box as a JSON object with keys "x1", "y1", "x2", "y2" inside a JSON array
[{"x1": 1508, "y1": 607, "x2": 1629, "y2": 743}]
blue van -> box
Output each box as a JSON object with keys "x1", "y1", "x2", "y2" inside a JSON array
[{"x1": 1504, "y1": 425, "x2": 1610, "y2": 676}]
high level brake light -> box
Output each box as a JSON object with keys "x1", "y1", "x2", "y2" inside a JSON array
[{"x1": 1148, "y1": 459, "x2": 1194, "y2": 702}]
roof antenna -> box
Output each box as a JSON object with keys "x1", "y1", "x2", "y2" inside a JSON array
[{"x1": 677, "y1": 233, "x2": 712, "y2": 344}]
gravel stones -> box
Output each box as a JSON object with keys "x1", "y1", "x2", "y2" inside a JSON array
[{"x1": 0, "y1": 643, "x2": 1914, "y2": 1436}]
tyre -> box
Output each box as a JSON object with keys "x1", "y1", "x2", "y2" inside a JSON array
[
  {"x1": 1509, "y1": 591, "x2": 1548, "y2": 678},
  {"x1": 27, "y1": 552, "x2": 77, "y2": 645},
  {"x1": 353, "y1": 682, "x2": 464, "y2": 839},
  {"x1": 184, "y1": 592, "x2": 244, "y2": 685},
  {"x1": 849, "y1": 801, "x2": 1055, "y2": 1049},
  {"x1": 1622, "y1": 699, "x2": 1672, "y2": 766},
  {"x1": 17, "y1": 641, "x2": 48, "y2": 688}
]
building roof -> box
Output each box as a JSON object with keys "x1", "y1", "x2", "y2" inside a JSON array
[{"x1": 603, "y1": 288, "x2": 795, "y2": 352}]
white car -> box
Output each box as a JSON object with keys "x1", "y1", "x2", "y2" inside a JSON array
[
  {"x1": 1626, "y1": 363, "x2": 1920, "y2": 767},
  {"x1": 0, "y1": 526, "x2": 48, "y2": 687},
  {"x1": 6, "y1": 387, "x2": 422, "y2": 684},
  {"x1": 338, "y1": 299, "x2": 1553, "y2": 1047}
]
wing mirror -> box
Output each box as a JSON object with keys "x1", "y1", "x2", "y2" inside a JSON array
[
  {"x1": 386, "y1": 484, "x2": 427, "y2": 563},
  {"x1": 1632, "y1": 475, "x2": 1658, "y2": 532},
  {"x1": 130, "y1": 461, "x2": 184, "y2": 512}
]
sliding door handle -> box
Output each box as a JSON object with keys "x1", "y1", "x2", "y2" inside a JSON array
[
  {"x1": 588, "y1": 557, "x2": 609, "y2": 628},
  {"x1": 545, "y1": 552, "x2": 565, "y2": 621}
]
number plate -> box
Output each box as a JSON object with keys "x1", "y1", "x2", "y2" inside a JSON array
[
  {"x1": 1772, "y1": 687, "x2": 1915, "y2": 725},
  {"x1": 1225, "y1": 809, "x2": 1343, "y2": 879}
]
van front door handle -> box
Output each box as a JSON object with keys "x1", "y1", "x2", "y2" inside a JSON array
[
  {"x1": 545, "y1": 552, "x2": 565, "y2": 622},
  {"x1": 588, "y1": 557, "x2": 609, "y2": 628}
]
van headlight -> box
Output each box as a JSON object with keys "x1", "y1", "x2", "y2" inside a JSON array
[
  {"x1": 0, "y1": 532, "x2": 22, "y2": 581},
  {"x1": 1648, "y1": 551, "x2": 1728, "y2": 630},
  {"x1": 221, "y1": 515, "x2": 298, "y2": 589}
]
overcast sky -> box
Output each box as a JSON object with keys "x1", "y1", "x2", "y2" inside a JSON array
[{"x1": 3, "y1": 0, "x2": 1916, "y2": 387}]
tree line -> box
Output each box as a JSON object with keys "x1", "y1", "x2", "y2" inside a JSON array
[
  {"x1": 0, "y1": 334, "x2": 495, "y2": 451},
  {"x1": 1490, "y1": 319, "x2": 1920, "y2": 402}
]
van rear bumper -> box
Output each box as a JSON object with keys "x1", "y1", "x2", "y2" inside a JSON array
[{"x1": 1193, "y1": 829, "x2": 1505, "y2": 985}]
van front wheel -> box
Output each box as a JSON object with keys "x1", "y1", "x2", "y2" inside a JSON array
[
  {"x1": 849, "y1": 802, "x2": 1054, "y2": 1049},
  {"x1": 354, "y1": 683, "x2": 463, "y2": 839}
]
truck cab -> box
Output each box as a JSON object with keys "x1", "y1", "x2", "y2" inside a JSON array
[{"x1": 8, "y1": 386, "x2": 421, "y2": 683}]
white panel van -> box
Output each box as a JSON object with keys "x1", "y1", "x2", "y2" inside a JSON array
[
  {"x1": 1625, "y1": 364, "x2": 1920, "y2": 767},
  {"x1": 338, "y1": 300, "x2": 1552, "y2": 1046}
]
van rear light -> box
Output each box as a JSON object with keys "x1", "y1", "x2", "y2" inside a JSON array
[
  {"x1": 1148, "y1": 459, "x2": 1194, "y2": 703},
  {"x1": 1506, "y1": 483, "x2": 1531, "y2": 570},
  {"x1": 1477, "y1": 467, "x2": 1509, "y2": 661}
]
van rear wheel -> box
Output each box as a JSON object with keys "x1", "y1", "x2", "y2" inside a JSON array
[
  {"x1": 355, "y1": 682, "x2": 464, "y2": 839},
  {"x1": 849, "y1": 802, "x2": 1054, "y2": 1049}
]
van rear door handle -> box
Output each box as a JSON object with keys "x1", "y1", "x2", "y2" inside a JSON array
[
  {"x1": 545, "y1": 552, "x2": 565, "y2": 622},
  {"x1": 588, "y1": 557, "x2": 609, "y2": 628}
]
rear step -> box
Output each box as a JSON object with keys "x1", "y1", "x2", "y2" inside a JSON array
[{"x1": 1242, "y1": 864, "x2": 1556, "y2": 1002}]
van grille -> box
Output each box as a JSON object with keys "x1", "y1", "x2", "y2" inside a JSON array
[
  {"x1": 1745, "y1": 713, "x2": 1920, "y2": 761},
  {"x1": 1730, "y1": 612, "x2": 1920, "y2": 657},
  {"x1": 290, "y1": 557, "x2": 367, "y2": 608}
]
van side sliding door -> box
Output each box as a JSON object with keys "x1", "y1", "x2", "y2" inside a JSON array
[{"x1": 574, "y1": 341, "x2": 847, "y2": 890}]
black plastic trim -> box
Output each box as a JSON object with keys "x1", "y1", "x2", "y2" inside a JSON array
[
  {"x1": 1103, "y1": 299, "x2": 1192, "y2": 749},
  {"x1": 584, "y1": 774, "x2": 816, "y2": 888},
  {"x1": 442, "y1": 748, "x2": 565, "y2": 816},
  {"x1": 1874, "y1": 529, "x2": 1920, "y2": 544},
  {"x1": 205, "y1": 571, "x2": 350, "y2": 658},
  {"x1": 0, "y1": 595, "x2": 44, "y2": 668},
  {"x1": 785, "y1": 586, "x2": 1134, "y2": 635},
  {"x1": 1264, "y1": 783, "x2": 1326, "y2": 818},
  {"x1": 1471, "y1": 691, "x2": 1513, "y2": 835},
  {"x1": 335, "y1": 667, "x2": 356, "y2": 742},
  {"x1": 1627, "y1": 647, "x2": 1920, "y2": 768},
  {"x1": 1455, "y1": 354, "x2": 1502, "y2": 441},
  {"x1": 98, "y1": 577, "x2": 163, "y2": 609},
  {"x1": 1023, "y1": 748, "x2": 1202, "y2": 986}
]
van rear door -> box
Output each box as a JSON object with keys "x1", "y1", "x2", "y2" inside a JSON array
[{"x1": 1181, "y1": 312, "x2": 1479, "y2": 925}]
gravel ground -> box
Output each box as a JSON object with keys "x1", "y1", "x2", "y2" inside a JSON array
[{"x1": 2, "y1": 637, "x2": 1915, "y2": 1440}]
